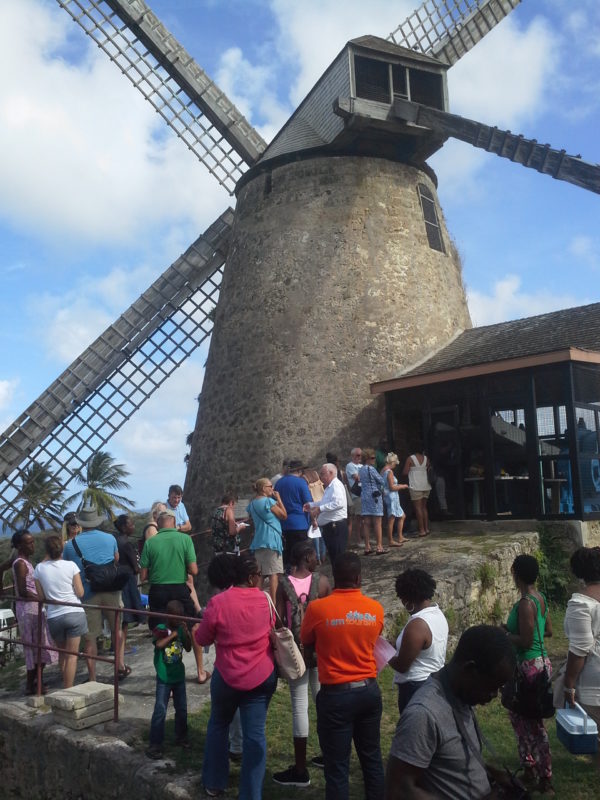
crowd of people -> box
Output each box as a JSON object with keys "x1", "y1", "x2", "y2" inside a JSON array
[{"x1": 3, "y1": 461, "x2": 600, "y2": 798}]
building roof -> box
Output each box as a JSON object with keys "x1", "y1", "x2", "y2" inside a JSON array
[
  {"x1": 349, "y1": 35, "x2": 449, "y2": 69},
  {"x1": 371, "y1": 302, "x2": 600, "y2": 394}
]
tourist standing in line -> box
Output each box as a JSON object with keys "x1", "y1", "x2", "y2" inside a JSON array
[
  {"x1": 359, "y1": 449, "x2": 386, "y2": 555},
  {"x1": 303, "y1": 463, "x2": 348, "y2": 567},
  {"x1": 211, "y1": 493, "x2": 248, "y2": 554},
  {"x1": 561, "y1": 546, "x2": 600, "y2": 759},
  {"x1": 114, "y1": 514, "x2": 144, "y2": 680},
  {"x1": 385, "y1": 626, "x2": 516, "y2": 800},
  {"x1": 301, "y1": 552, "x2": 385, "y2": 800},
  {"x1": 63, "y1": 504, "x2": 120, "y2": 683},
  {"x1": 402, "y1": 447, "x2": 432, "y2": 537},
  {"x1": 345, "y1": 447, "x2": 364, "y2": 545},
  {"x1": 247, "y1": 477, "x2": 287, "y2": 602},
  {"x1": 146, "y1": 599, "x2": 191, "y2": 759},
  {"x1": 34, "y1": 535, "x2": 87, "y2": 689},
  {"x1": 12, "y1": 530, "x2": 57, "y2": 694},
  {"x1": 195, "y1": 553, "x2": 277, "y2": 799},
  {"x1": 275, "y1": 460, "x2": 312, "y2": 569},
  {"x1": 139, "y1": 508, "x2": 209, "y2": 684},
  {"x1": 381, "y1": 453, "x2": 408, "y2": 547},
  {"x1": 504, "y1": 554, "x2": 554, "y2": 794},
  {"x1": 166, "y1": 484, "x2": 202, "y2": 615},
  {"x1": 388, "y1": 569, "x2": 448, "y2": 713},
  {"x1": 273, "y1": 541, "x2": 331, "y2": 788}
]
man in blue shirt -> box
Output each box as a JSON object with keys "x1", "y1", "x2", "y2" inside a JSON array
[
  {"x1": 64, "y1": 503, "x2": 120, "y2": 682},
  {"x1": 275, "y1": 460, "x2": 312, "y2": 570},
  {"x1": 166, "y1": 484, "x2": 191, "y2": 532}
]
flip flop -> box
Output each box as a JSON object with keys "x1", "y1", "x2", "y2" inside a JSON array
[
  {"x1": 363, "y1": 549, "x2": 374, "y2": 556},
  {"x1": 118, "y1": 665, "x2": 132, "y2": 680},
  {"x1": 390, "y1": 541, "x2": 404, "y2": 547},
  {"x1": 197, "y1": 671, "x2": 212, "y2": 685},
  {"x1": 375, "y1": 549, "x2": 389, "y2": 555},
  {"x1": 418, "y1": 532, "x2": 430, "y2": 538}
]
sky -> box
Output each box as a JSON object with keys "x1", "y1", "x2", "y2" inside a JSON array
[{"x1": 0, "y1": 0, "x2": 599, "y2": 510}]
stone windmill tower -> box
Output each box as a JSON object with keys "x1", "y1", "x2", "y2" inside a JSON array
[{"x1": 0, "y1": 0, "x2": 598, "y2": 527}]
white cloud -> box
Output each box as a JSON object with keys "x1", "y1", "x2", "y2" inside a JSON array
[
  {"x1": 28, "y1": 263, "x2": 157, "y2": 362},
  {"x1": 0, "y1": 0, "x2": 229, "y2": 248},
  {"x1": 568, "y1": 235, "x2": 600, "y2": 270},
  {"x1": 0, "y1": 379, "x2": 18, "y2": 412},
  {"x1": 467, "y1": 275, "x2": 585, "y2": 327}
]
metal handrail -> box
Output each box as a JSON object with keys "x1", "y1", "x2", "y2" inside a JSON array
[{"x1": 0, "y1": 593, "x2": 200, "y2": 722}]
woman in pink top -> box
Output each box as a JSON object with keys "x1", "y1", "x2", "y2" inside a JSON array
[{"x1": 194, "y1": 552, "x2": 276, "y2": 799}]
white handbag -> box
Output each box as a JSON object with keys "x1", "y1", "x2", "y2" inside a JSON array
[{"x1": 264, "y1": 592, "x2": 306, "y2": 681}]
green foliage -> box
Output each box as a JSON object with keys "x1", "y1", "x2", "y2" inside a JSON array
[
  {"x1": 536, "y1": 526, "x2": 571, "y2": 605},
  {"x1": 67, "y1": 451, "x2": 134, "y2": 518},
  {"x1": 477, "y1": 562, "x2": 497, "y2": 592},
  {"x1": 490, "y1": 599, "x2": 504, "y2": 625},
  {"x1": 385, "y1": 609, "x2": 409, "y2": 642},
  {"x1": 7, "y1": 461, "x2": 66, "y2": 532},
  {"x1": 444, "y1": 606, "x2": 459, "y2": 635}
]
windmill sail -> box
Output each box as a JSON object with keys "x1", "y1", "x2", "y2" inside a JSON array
[
  {"x1": 393, "y1": 99, "x2": 600, "y2": 194},
  {"x1": 388, "y1": 0, "x2": 521, "y2": 66},
  {"x1": 56, "y1": 0, "x2": 265, "y2": 193},
  {"x1": 0, "y1": 210, "x2": 233, "y2": 525}
]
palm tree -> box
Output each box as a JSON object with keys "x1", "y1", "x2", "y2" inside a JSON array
[
  {"x1": 9, "y1": 461, "x2": 67, "y2": 531},
  {"x1": 68, "y1": 451, "x2": 134, "y2": 518}
]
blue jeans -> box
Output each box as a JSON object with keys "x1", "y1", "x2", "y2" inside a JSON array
[
  {"x1": 202, "y1": 667, "x2": 277, "y2": 800},
  {"x1": 316, "y1": 678, "x2": 384, "y2": 800},
  {"x1": 312, "y1": 536, "x2": 326, "y2": 562},
  {"x1": 149, "y1": 678, "x2": 187, "y2": 746}
]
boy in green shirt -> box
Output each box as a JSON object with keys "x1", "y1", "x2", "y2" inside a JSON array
[{"x1": 146, "y1": 600, "x2": 192, "y2": 759}]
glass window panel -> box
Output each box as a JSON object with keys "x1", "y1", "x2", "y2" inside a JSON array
[{"x1": 491, "y1": 408, "x2": 530, "y2": 516}]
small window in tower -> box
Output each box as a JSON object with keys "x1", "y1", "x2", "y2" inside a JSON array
[
  {"x1": 392, "y1": 64, "x2": 408, "y2": 99},
  {"x1": 409, "y1": 69, "x2": 444, "y2": 110},
  {"x1": 417, "y1": 184, "x2": 445, "y2": 253},
  {"x1": 354, "y1": 55, "x2": 391, "y2": 103}
]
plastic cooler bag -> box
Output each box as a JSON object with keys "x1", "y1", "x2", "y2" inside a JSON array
[{"x1": 556, "y1": 702, "x2": 598, "y2": 755}]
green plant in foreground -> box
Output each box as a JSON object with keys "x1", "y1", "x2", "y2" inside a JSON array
[
  {"x1": 536, "y1": 525, "x2": 571, "y2": 606},
  {"x1": 477, "y1": 562, "x2": 497, "y2": 592}
]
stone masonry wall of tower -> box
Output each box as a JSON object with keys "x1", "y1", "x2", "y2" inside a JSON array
[{"x1": 185, "y1": 155, "x2": 472, "y2": 524}]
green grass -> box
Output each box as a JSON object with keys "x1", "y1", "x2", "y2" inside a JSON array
[{"x1": 157, "y1": 605, "x2": 598, "y2": 797}]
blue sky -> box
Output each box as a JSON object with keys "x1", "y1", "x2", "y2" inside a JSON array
[{"x1": 0, "y1": 0, "x2": 599, "y2": 509}]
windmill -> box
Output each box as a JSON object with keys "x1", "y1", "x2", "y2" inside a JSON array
[{"x1": 0, "y1": 0, "x2": 598, "y2": 527}]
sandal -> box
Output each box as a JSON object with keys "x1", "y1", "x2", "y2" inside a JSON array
[
  {"x1": 363, "y1": 549, "x2": 374, "y2": 556},
  {"x1": 118, "y1": 665, "x2": 132, "y2": 680},
  {"x1": 375, "y1": 549, "x2": 389, "y2": 555}
]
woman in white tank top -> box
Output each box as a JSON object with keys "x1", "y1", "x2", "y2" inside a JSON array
[
  {"x1": 388, "y1": 568, "x2": 448, "y2": 713},
  {"x1": 402, "y1": 449, "x2": 432, "y2": 537}
]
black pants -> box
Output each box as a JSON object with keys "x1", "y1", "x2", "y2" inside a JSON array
[
  {"x1": 148, "y1": 583, "x2": 197, "y2": 629},
  {"x1": 282, "y1": 529, "x2": 309, "y2": 570},
  {"x1": 321, "y1": 519, "x2": 348, "y2": 568}
]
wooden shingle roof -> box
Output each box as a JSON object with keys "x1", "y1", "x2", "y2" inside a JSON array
[{"x1": 371, "y1": 302, "x2": 600, "y2": 393}]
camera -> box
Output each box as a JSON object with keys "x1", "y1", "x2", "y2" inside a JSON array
[{"x1": 372, "y1": 490, "x2": 381, "y2": 499}]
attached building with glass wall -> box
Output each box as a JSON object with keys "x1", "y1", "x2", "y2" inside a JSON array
[{"x1": 371, "y1": 303, "x2": 600, "y2": 521}]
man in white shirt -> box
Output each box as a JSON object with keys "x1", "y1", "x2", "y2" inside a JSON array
[
  {"x1": 303, "y1": 463, "x2": 348, "y2": 567},
  {"x1": 345, "y1": 447, "x2": 364, "y2": 544}
]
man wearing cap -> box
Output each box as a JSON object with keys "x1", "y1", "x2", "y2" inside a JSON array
[
  {"x1": 140, "y1": 508, "x2": 209, "y2": 684},
  {"x1": 166, "y1": 484, "x2": 191, "y2": 532},
  {"x1": 63, "y1": 503, "x2": 121, "y2": 682},
  {"x1": 275, "y1": 460, "x2": 313, "y2": 570}
]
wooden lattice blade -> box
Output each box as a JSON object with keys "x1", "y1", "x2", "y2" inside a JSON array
[
  {"x1": 0, "y1": 210, "x2": 233, "y2": 525},
  {"x1": 387, "y1": 0, "x2": 521, "y2": 66},
  {"x1": 56, "y1": 0, "x2": 266, "y2": 194}
]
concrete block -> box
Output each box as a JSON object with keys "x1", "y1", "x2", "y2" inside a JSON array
[
  {"x1": 25, "y1": 695, "x2": 47, "y2": 709},
  {"x1": 51, "y1": 697, "x2": 119, "y2": 720},
  {"x1": 51, "y1": 708, "x2": 114, "y2": 729},
  {"x1": 45, "y1": 682, "x2": 114, "y2": 711}
]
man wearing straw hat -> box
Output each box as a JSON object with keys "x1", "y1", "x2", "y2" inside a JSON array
[{"x1": 63, "y1": 502, "x2": 121, "y2": 681}]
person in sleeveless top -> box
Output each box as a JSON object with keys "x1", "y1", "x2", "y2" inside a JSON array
[
  {"x1": 504, "y1": 555, "x2": 554, "y2": 794},
  {"x1": 402, "y1": 447, "x2": 432, "y2": 537},
  {"x1": 388, "y1": 568, "x2": 448, "y2": 713},
  {"x1": 381, "y1": 453, "x2": 409, "y2": 547},
  {"x1": 273, "y1": 541, "x2": 331, "y2": 787}
]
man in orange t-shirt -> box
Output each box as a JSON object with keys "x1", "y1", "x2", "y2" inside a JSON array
[{"x1": 301, "y1": 552, "x2": 384, "y2": 800}]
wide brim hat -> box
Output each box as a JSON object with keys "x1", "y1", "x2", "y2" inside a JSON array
[{"x1": 76, "y1": 505, "x2": 106, "y2": 529}]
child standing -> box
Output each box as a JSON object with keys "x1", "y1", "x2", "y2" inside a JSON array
[{"x1": 146, "y1": 599, "x2": 191, "y2": 759}]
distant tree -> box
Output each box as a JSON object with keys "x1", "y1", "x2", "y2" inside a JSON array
[
  {"x1": 68, "y1": 451, "x2": 134, "y2": 518},
  {"x1": 10, "y1": 461, "x2": 66, "y2": 531}
]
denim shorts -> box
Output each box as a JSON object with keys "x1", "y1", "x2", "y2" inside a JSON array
[{"x1": 48, "y1": 611, "x2": 88, "y2": 644}]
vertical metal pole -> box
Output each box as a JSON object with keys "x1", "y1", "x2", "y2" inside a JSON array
[
  {"x1": 36, "y1": 599, "x2": 43, "y2": 697},
  {"x1": 113, "y1": 608, "x2": 121, "y2": 722}
]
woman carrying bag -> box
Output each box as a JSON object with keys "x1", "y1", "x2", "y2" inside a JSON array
[{"x1": 503, "y1": 554, "x2": 554, "y2": 795}]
